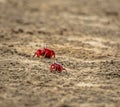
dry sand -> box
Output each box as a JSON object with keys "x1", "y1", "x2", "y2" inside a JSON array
[{"x1": 0, "y1": 0, "x2": 120, "y2": 107}]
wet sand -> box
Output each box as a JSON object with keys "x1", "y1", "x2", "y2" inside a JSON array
[{"x1": 0, "y1": 0, "x2": 120, "y2": 107}]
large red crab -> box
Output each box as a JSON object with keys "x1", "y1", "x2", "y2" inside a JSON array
[
  {"x1": 50, "y1": 61, "x2": 67, "y2": 73},
  {"x1": 33, "y1": 47, "x2": 55, "y2": 58}
]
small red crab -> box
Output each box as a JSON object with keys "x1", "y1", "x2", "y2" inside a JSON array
[
  {"x1": 50, "y1": 61, "x2": 67, "y2": 73},
  {"x1": 33, "y1": 47, "x2": 55, "y2": 58}
]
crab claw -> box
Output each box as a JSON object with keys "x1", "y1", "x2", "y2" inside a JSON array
[{"x1": 33, "y1": 49, "x2": 42, "y2": 57}]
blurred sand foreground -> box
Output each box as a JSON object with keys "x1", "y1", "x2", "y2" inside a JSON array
[{"x1": 0, "y1": 0, "x2": 120, "y2": 107}]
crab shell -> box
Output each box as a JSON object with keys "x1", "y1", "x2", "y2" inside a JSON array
[
  {"x1": 33, "y1": 48, "x2": 55, "y2": 58},
  {"x1": 42, "y1": 48, "x2": 55, "y2": 58},
  {"x1": 50, "y1": 63, "x2": 66, "y2": 73}
]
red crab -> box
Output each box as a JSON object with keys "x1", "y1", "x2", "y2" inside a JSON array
[
  {"x1": 50, "y1": 61, "x2": 67, "y2": 73},
  {"x1": 33, "y1": 47, "x2": 55, "y2": 58}
]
